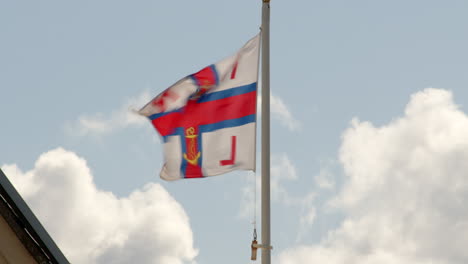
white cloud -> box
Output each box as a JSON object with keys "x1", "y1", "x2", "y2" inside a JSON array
[
  {"x1": 239, "y1": 153, "x2": 316, "y2": 242},
  {"x1": 239, "y1": 171, "x2": 259, "y2": 221},
  {"x1": 271, "y1": 153, "x2": 299, "y2": 203},
  {"x1": 296, "y1": 192, "x2": 317, "y2": 242},
  {"x1": 239, "y1": 153, "x2": 299, "y2": 219},
  {"x1": 2, "y1": 148, "x2": 197, "y2": 264},
  {"x1": 67, "y1": 91, "x2": 152, "y2": 136},
  {"x1": 314, "y1": 160, "x2": 337, "y2": 190},
  {"x1": 277, "y1": 88, "x2": 468, "y2": 264},
  {"x1": 257, "y1": 93, "x2": 302, "y2": 132},
  {"x1": 271, "y1": 94, "x2": 301, "y2": 131}
]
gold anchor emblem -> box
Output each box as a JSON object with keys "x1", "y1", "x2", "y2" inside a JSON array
[{"x1": 183, "y1": 127, "x2": 201, "y2": 165}]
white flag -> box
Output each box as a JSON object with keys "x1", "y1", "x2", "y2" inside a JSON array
[{"x1": 139, "y1": 34, "x2": 260, "y2": 180}]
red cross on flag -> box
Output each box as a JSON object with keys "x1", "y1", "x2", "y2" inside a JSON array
[{"x1": 139, "y1": 34, "x2": 260, "y2": 180}]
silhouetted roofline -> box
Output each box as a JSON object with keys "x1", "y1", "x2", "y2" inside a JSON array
[{"x1": 0, "y1": 168, "x2": 69, "y2": 264}]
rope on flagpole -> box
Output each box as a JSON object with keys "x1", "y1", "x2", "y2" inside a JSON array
[
  {"x1": 251, "y1": 170, "x2": 258, "y2": 260},
  {"x1": 254, "y1": 170, "x2": 257, "y2": 229}
]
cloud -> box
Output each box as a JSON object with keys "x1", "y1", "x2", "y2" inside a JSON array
[
  {"x1": 239, "y1": 153, "x2": 316, "y2": 242},
  {"x1": 270, "y1": 153, "x2": 298, "y2": 202},
  {"x1": 67, "y1": 91, "x2": 152, "y2": 136},
  {"x1": 271, "y1": 94, "x2": 302, "y2": 131},
  {"x1": 2, "y1": 148, "x2": 197, "y2": 264},
  {"x1": 314, "y1": 160, "x2": 337, "y2": 191},
  {"x1": 277, "y1": 88, "x2": 468, "y2": 264},
  {"x1": 257, "y1": 93, "x2": 302, "y2": 132},
  {"x1": 239, "y1": 153, "x2": 299, "y2": 219},
  {"x1": 296, "y1": 192, "x2": 317, "y2": 242}
]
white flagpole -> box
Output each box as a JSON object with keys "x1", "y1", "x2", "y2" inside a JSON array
[{"x1": 261, "y1": 0, "x2": 271, "y2": 264}]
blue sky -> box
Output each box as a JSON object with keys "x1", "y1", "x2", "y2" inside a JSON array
[{"x1": 2, "y1": 1, "x2": 468, "y2": 264}]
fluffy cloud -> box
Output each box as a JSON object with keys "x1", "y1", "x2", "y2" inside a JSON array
[
  {"x1": 257, "y1": 93, "x2": 302, "y2": 132},
  {"x1": 270, "y1": 94, "x2": 301, "y2": 132},
  {"x1": 2, "y1": 148, "x2": 197, "y2": 264},
  {"x1": 239, "y1": 153, "x2": 299, "y2": 219},
  {"x1": 271, "y1": 153, "x2": 299, "y2": 203},
  {"x1": 277, "y1": 88, "x2": 468, "y2": 264},
  {"x1": 239, "y1": 153, "x2": 316, "y2": 242},
  {"x1": 67, "y1": 91, "x2": 152, "y2": 136},
  {"x1": 314, "y1": 160, "x2": 337, "y2": 191}
]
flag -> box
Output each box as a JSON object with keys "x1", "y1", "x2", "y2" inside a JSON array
[{"x1": 139, "y1": 34, "x2": 260, "y2": 180}]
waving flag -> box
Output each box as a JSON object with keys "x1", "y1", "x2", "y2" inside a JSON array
[{"x1": 139, "y1": 35, "x2": 260, "y2": 180}]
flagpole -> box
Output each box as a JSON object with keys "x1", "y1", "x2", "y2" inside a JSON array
[{"x1": 261, "y1": 0, "x2": 271, "y2": 264}]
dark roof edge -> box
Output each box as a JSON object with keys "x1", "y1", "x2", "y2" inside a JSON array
[{"x1": 0, "y1": 169, "x2": 70, "y2": 264}]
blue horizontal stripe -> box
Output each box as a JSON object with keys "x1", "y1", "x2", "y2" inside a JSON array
[
  {"x1": 200, "y1": 114, "x2": 256, "y2": 133},
  {"x1": 197, "y1": 82, "x2": 257, "y2": 103},
  {"x1": 148, "y1": 109, "x2": 181, "y2": 121}
]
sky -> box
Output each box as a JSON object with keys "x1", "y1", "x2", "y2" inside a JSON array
[{"x1": 2, "y1": 1, "x2": 468, "y2": 263}]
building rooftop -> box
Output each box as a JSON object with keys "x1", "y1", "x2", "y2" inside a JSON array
[{"x1": 0, "y1": 168, "x2": 69, "y2": 264}]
